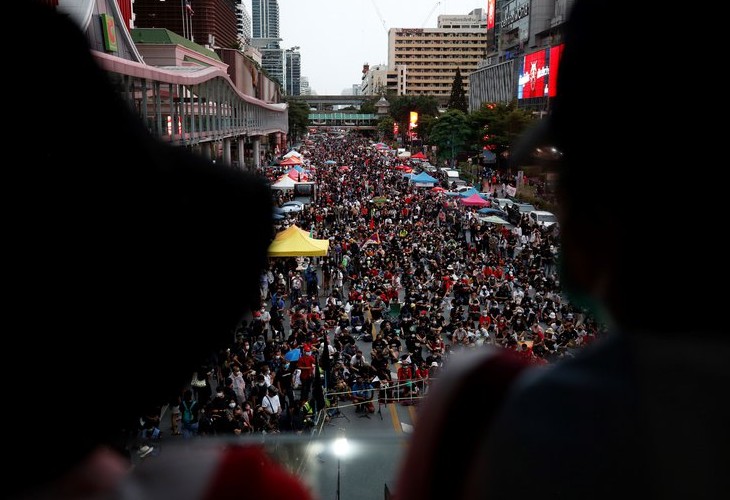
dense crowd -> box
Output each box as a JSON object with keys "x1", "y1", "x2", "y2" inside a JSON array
[{"x1": 149, "y1": 133, "x2": 603, "y2": 442}]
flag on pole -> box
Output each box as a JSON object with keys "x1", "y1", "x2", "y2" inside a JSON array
[
  {"x1": 362, "y1": 232, "x2": 381, "y2": 247},
  {"x1": 312, "y1": 359, "x2": 325, "y2": 413},
  {"x1": 185, "y1": 0, "x2": 194, "y2": 15}
]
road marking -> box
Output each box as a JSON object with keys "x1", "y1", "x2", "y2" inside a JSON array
[
  {"x1": 388, "y1": 404, "x2": 402, "y2": 433},
  {"x1": 408, "y1": 405, "x2": 417, "y2": 426}
]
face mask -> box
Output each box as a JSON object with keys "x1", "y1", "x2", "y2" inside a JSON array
[
  {"x1": 229, "y1": 402, "x2": 236, "y2": 409},
  {"x1": 284, "y1": 363, "x2": 290, "y2": 369},
  {"x1": 216, "y1": 392, "x2": 224, "y2": 398},
  {"x1": 257, "y1": 382, "x2": 265, "y2": 387}
]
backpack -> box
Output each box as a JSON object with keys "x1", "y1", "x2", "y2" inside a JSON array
[{"x1": 181, "y1": 399, "x2": 196, "y2": 424}]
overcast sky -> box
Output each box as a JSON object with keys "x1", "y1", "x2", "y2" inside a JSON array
[{"x1": 266, "y1": 0, "x2": 485, "y2": 95}]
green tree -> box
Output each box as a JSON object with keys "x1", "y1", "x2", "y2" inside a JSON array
[
  {"x1": 286, "y1": 99, "x2": 310, "y2": 144},
  {"x1": 359, "y1": 97, "x2": 378, "y2": 114},
  {"x1": 387, "y1": 95, "x2": 439, "y2": 143},
  {"x1": 429, "y1": 109, "x2": 471, "y2": 166},
  {"x1": 447, "y1": 68, "x2": 468, "y2": 113},
  {"x1": 377, "y1": 116, "x2": 395, "y2": 141},
  {"x1": 468, "y1": 101, "x2": 534, "y2": 165}
]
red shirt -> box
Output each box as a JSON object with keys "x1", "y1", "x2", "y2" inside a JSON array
[{"x1": 297, "y1": 353, "x2": 316, "y2": 380}]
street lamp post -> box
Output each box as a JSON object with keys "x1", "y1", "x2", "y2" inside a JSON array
[{"x1": 332, "y1": 436, "x2": 350, "y2": 500}]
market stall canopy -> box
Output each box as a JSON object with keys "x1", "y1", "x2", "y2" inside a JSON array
[
  {"x1": 283, "y1": 150, "x2": 302, "y2": 158},
  {"x1": 280, "y1": 156, "x2": 303, "y2": 166},
  {"x1": 411, "y1": 152, "x2": 427, "y2": 160},
  {"x1": 480, "y1": 215, "x2": 510, "y2": 225},
  {"x1": 410, "y1": 172, "x2": 438, "y2": 185},
  {"x1": 271, "y1": 175, "x2": 298, "y2": 190},
  {"x1": 458, "y1": 187, "x2": 480, "y2": 198},
  {"x1": 461, "y1": 193, "x2": 490, "y2": 207},
  {"x1": 268, "y1": 224, "x2": 330, "y2": 257},
  {"x1": 478, "y1": 207, "x2": 505, "y2": 215},
  {"x1": 287, "y1": 169, "x2": 309, "y2": 181}
]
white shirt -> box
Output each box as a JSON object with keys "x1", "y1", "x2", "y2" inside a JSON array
[{"x1": 262, "y1": 394, "x2": 281, "y2": 415}]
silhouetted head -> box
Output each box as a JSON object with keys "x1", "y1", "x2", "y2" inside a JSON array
[
  {"x1": 513, "y1": 0, "x2": 718, "y2": 334},
  {"x1": 9, "y1": 2, "x2": 274, "y2": 495}
]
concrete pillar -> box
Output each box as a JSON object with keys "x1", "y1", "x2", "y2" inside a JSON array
[
  {"x1": 252, "y1": 136, "x2": 261, "y2": 169},
  {"x1": 280, "y1": 133, "x2": 288, "y2": 152},
  {"x1": 237, "y1": 137, "x2": 245, "y2": 170},
  {"x1": 223, "y1": 138, "x2": 231, "y2": 166},
  {"x1": 201, "y1": 142, "x2": 212, "y2": 160}
]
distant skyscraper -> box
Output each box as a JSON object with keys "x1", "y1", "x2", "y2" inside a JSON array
[
  {"x1": 284, "y1": 48, "x2": 301, "y2": 96},
  {"x1": 236, "y1": 1, "x2": 251, "y2": 46},
  {"x1": 300, "y1": 77, "x2": 312, "y2": 96},
  {"x1": 250, "y1": 0, "x2": 283, "y2": 85},
  {"x1": 251, "y1": 0, "x2": 279, "y2": 39}
]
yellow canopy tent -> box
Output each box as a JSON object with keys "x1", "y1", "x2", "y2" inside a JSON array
[{"x1": 268, "y1": 224, "x2": 330, "y2": 257}]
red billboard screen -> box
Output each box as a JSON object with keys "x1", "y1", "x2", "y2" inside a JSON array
[
  {"x1": 548, "y1": 44, "x2": 565, "y2": 97},
  {"x1": 487, "y1": 0, "x2": 496, "y2": 30},
  {"x1": 518, "y1": 50, "x2": 549, "y2": 99}
]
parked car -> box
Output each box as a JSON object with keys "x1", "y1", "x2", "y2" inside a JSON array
[
  {"x1": 506, "y1": 202, "x2": 537, "y2": 224},
  {"x1": 450, "y1": 178, "x2": 469, "y2": 188},
  {"x1": 491, "y1": 198, "x2": 515, "y2": 210},
  {"x1": 529, "y1": 210, "x2": 559, "y2": 228},
  {"x1": 450, "y1": 185, "x2": 476, "y2": 194},
  {"x1": 279, "y1": 200, "x2": 305, "y2": 213}
]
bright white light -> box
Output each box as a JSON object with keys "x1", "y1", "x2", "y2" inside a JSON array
[{"x1": 332, "y1": 438, "x2": 350, "y2": 458}]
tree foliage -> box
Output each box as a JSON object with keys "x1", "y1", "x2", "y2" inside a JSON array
[
  {"x1": 377, "y1": 116, "x2": 395, "y2": 141},
  {"x1": 359, "y1": 97, "x2": 378, "y2": 115},
  {"x1": 467, "y1": 101, "x2": 535, "y2": 161},
  {"x1": 447, "y1": 68, "x2": 468, "y2": 113},
  {"x1": 286, "y1": 99, "x2": 310, "y2": 143},
  {"x1": 429, "y1": 109, "x2": 472, "y2": 162}
]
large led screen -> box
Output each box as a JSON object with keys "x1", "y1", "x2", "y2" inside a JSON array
[
  {"x1": 518, "y1": 50, "x2": 549, "y2": 99},
  {"x1": 548, "y1": 44, "x2": 565, "y2": 97}
]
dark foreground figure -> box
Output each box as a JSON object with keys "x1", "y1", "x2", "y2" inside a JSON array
[
  {"x1": 7, "y1": 3, "x2": 313, "y2": 499},
  {"x1": 397, "y1": 1, "x2": 729, "y2": 499}
]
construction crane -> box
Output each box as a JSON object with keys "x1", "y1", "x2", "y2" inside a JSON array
[
  {"x1": 370, "y1": 0, "x2": 387, "y2": 33},
  {"x1": 422, "y1": 1, "x2": 441, "y2": 28}
]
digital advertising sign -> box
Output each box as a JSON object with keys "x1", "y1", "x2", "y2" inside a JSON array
[
  {"x1": 518, "y1": 50, "x2": 549, "y2": 99},
  {"x1": 517, "y1": 44, "x2": 565, "y2": 99},
  {"x1": 548, "y1": 44, "x2": 565, "y2": 97},
  {"x1": 487, "y1": 0, "x2": 496, "y2": 30}
]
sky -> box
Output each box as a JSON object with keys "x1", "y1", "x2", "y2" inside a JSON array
[{"x1": 268, "y1": 0, "x2": 486, "y2": 95}]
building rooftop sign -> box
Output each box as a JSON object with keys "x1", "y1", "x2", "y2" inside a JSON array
[{"x1": 501, "y1": 0, "x2": 530, "y2": 29}]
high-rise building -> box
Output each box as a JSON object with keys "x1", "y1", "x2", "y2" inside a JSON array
[
  {"x1": 236, "y1": 0, "x2": 251, "y2": 46},
  {"x1": 251, "y1": 0, "x2": 279, "y2": 39},
  {"x1": 284, "y1": 48, "x2": 301, "y2": 96},
  {"x1": 299, "y1": 77, "x2": 312, "y2": 96},
  {"x1": 134, "y1": 0, "x2": 239, "y2": 48},
  {"x1": 360, "y1": 64, "x2": 389, "y2": 96},
  {"x1": 387, "y1": 9, "x2": 488, "y2": 97},
  {"x1": 250, "y1": 0, "x2": 283, "y2": 86}
]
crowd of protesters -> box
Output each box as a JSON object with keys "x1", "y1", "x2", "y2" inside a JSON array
[{"x1": 160, "y1": 132, "x2": 603, "y2": 440}]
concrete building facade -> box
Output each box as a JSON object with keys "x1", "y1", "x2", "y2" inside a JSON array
[{"x1": 387, "y1": 9, "x2": 488, "y2": 98}]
